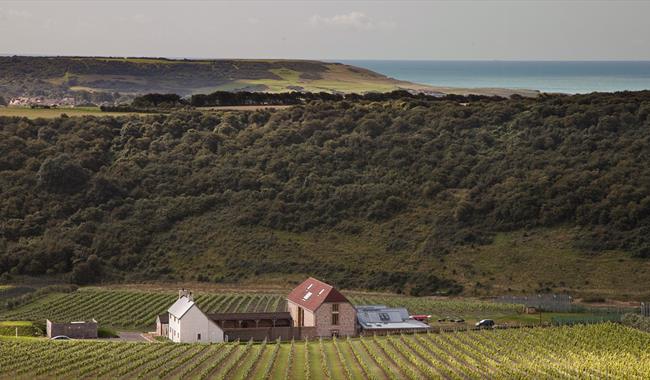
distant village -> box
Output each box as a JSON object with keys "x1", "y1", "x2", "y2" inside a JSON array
[{"x1": 8, "y1": 96, "x2": 93, "y2": 108}]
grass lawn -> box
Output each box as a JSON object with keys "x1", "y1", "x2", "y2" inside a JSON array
[
  {"x1": 438, "y1": 227, "x2": 650, "y2": 299},
  {"x1": 0, "y1": 106, "x2": 142, "y2": 119},
  {"x1": 0, "y1": 321, "x2": 34, "y2": 327},
  {"x1": 0, "y1": 320, "x2": 43, "y2": 337}
]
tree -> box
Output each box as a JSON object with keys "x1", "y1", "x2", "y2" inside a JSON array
[
  {"x1": 70, "y1": 255, "x2": 102, "y2": 285},
  {"x1": 37, "y1": 154, "x2": 89, "y2": 193}
]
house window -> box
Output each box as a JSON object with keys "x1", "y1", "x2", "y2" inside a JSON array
[
  {"x1": 197, "y1": 333, "x2": 201, "y2": 341},
  {"x1": 332, "y1": 303, "x2": 340, "y2": 325}
]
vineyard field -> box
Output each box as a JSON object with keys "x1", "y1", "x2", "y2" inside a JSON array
[
  {"x1": 1, "y1": 323, "x2": 649, "y2": 379},
  {"x1": 0, "y1": 288, "x2": 523, "y2": 329}
]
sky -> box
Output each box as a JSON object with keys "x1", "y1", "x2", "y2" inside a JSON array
[{"x1": 0, "y1": 0, "x2": 649, "y2": 60}]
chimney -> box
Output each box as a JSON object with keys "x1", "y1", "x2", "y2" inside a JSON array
[{"x1": 178, "y1": 288, "x2": 193, "y2": 300}]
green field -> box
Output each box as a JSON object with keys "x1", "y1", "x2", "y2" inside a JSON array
[
  {"x1": 0, "y1": 321, "x2": 42, "y2": 337},
  {"x1": 0, "y1": 106, "x2": 144, "y2": 119},
  {"x1": 435, "y1": 227, "x2": 650, "y2": 299},
  {"x1": 0, "y1": 323, "x2": 647, "y2": 379},
  {"x1": 0, "y1": 288, "x2": 525, "y2": 329}
]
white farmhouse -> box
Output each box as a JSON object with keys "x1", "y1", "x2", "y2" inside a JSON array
[{"x1": 167, "y1": 289, "x2": 224, "y2": 343}]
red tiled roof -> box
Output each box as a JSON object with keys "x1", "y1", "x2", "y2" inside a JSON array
[{"x1": 286, "y1": 277, "x2": 349, "y2": 312}]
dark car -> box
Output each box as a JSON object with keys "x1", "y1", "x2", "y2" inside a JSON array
[{"x1": 475, "y1": 319, "x2": 495, "y2": 328}]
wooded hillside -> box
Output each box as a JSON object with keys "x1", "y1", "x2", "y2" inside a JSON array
[{"x1": 0, "y1": 92, "x2": 649, "y2": 295}]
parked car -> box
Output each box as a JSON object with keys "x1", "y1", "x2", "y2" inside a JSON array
[
  {"x1": 409, "y1": 314, "x2": 432, "y2": 323},
  {"x1": 452, "y1": 318, "x2": 465, "y2": 323},
  {"x1": 475, "y1": 319, "x2": 495, "y2": 328},
  {"x1": 50, "y1": 335, "x2": 71, "y2": 340}
]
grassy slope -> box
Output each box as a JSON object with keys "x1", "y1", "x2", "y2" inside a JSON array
[
  {"x1": 0, "y1": 106, "x2": 143, "y2": 119},
  {"x1": 441, "y1": 228, "x2": 650, "y2": 299},
  {"x1": 0, "y1": 106, "x2": 288, "y2": 119},
  {"x1": 222, "y1": 65, "x2": 417, "y2": 94},
  {"x1": 7, "y1": 56, "x2": 537, "y2": 96},
  {"x1": 0, "y1": 321, "x2": 42, "y2": 337},
  {"x1": 40, "y1": 57, "x2": 436, "y2": 95},
  {"x1": 146, "y1": 205, "x2": 650, "y2": 299}
]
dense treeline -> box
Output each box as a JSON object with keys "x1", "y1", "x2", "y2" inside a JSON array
[
  {"x1": 188, "y1": 89, "x2": 477, "y2": 107},
  {"x1": 131, "y1": 90, "x2": 504, "y2": 109},
  {"x1": 1, "y1": 92, "x2": 649, "y2": 291},
  {"x1": 104, "y1": 90, "x2": 501, "y2": 111}
]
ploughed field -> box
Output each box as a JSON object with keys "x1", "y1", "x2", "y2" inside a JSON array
[
  {"x1": 0, "y1": 288, "x2": 521, "y2": 329},
  {"x1": 1, "y1": 323, "x2": 649, "y2": 379}
]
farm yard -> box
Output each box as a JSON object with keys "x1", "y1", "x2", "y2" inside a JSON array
[
  {"x1": 1, "y1": 323, "x2": 649, "y2": 379},
  {"x1": 0, "y1": 287, "x2": 524, "y2": 330}
]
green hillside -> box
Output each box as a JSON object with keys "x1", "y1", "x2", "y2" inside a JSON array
[
  {"x1": 0, "y1": 92, "x2": 649, "y2": 297},
  {"x1": 0, "y1": 56, "x2": 537, "y2": 101},
  {"x1": 0, "y1": 56, "x2": 430, "y2": 99}
]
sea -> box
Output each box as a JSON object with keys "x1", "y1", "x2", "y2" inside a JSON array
[{"x1": 341, "y1": 60, "x2": 650, "y2": 94}]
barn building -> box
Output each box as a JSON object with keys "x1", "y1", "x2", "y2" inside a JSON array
[
  {"x1": 286, "y1": 277, "x2": 356, "y2": 337},
  {"x1": 356, "y1": 305, "x2": 431, "y2": 335},
  {"x1": 167, "y1": 289, "x2": 224, "y2": 343},
  {"x1": 210, "y1": 312, "x2": 298, "y2": 341},
  {"x1": 46, "y1": 319, "x2": 98, "y2": 339}
]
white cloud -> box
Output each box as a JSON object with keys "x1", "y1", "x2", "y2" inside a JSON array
[{"x1": 309, "y1": 11, "x2": 394, "y2": 31}]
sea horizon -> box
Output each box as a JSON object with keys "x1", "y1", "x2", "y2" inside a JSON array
[{"x1": 341, "y1": 60, "x2": 650, "y2": 94}]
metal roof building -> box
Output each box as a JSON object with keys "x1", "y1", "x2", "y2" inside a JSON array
[{"x1": 356, "y1": 305, "x2": 431, "y2": 334}]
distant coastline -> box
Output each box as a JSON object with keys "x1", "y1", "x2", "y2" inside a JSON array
[{"x1": 341, "y1": 60, "x2": 650, "y2": 94}]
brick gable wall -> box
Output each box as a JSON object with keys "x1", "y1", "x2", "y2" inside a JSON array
[{"x1": 314, "y1": 302, "x2": 356, "y2": 337}]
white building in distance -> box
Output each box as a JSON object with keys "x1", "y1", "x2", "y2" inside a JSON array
[{"x1": 167, "y1": 289, "x2": 224, "y2": 343}]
